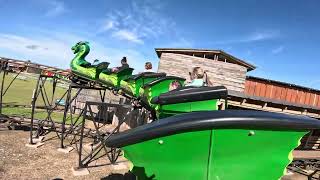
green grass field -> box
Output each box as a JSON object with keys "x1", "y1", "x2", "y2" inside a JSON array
[
  {"x1": 0, "y1": 72, "x2": 70, "y2": 122},
  {"x1": 2, "y1": 107, "x2": 66, "y2": 122},
  {"x1": 0, "y1": 72, "x2": 68, "y2": 106}
]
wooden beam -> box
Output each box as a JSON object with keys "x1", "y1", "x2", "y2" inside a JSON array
[
  {"x1": 313, "y1": 94, "x2": 317, "y2": 106},
  {"x1": 227, "y1": 100, "x2": 320, "y2": 119}
]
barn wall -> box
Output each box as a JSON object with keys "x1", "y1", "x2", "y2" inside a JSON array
[
  {"x1": 158, "y1": 53, "x2": 247, "y2": 92},
  {"x1": 244, "y1": 78, "x2": 320, "y2": 108}
]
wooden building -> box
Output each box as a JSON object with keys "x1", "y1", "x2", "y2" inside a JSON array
[
  {"x1": 245, "y1": 76, "x2": 320, "y2": 108},
  {"x1": 156, "y1": 48, "x2": 320, "y2": 119},
  {"x1": 156, "y1": 48, "x2": 255, "y2": 92}
]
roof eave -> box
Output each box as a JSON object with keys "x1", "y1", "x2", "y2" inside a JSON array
[{"x1": 155, "y1": 48, "x2": 256, "y2": 71}]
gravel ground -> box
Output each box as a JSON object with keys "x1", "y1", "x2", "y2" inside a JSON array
[
  {"x1": 0, "y1": 127, "x2": 319, "y2": 180},
  {"x1": 0, "y1": 128, "x2": 130, "y2": 180}
]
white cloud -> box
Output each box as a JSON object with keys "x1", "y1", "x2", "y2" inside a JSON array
[
  {"x1": 45, "y1": 0, "x2": 66, "y2": 17},
  {"x1": 99, "y1": 1, "x2": 175, "y2": 43},
  {"x1": 271, "y1": 46, "x2": 284, "y2": 54},
  {"x1": 0, "y1": 33, "x2": 72, "y2": 68},
  {"x1": 112, "y1": 29, "x2": 144, "y2": 44},
  {"x1": 308, "y1": 80, "x2": 320, "y2": 89},
  {"x1": 159, "y1": 38, "x2": 193, "y2": 48},
  {"x1": 246, "y1": 31, "x2": 278, "y2": 41},
  {"x1": 213, "y1": 30, "x2": 280, "y2": 45},
  {"x1": 101, "y1": 20, "x2": 118, "y2": 31},
  {"x1": 0, "y1": 32, "x2": 146, "y2": 72},
  {"x1": 246, "y1": 50, "x2": 252, "y2": 56}
]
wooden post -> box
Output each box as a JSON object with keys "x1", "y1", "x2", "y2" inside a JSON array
[
  {"x1": 241, "y1": 99, "x2": 246, "y2": 105},
  {"x1": 262, "y1": 102, "x2": 267, "y2": 109},
  {"x1": 313, "y1": 94, "x2": 317, "y2": 106},
  {"x1": 302, "y1": 109, "x2": 307, "y2": 115},
  {"x1": 282, "y1": 106, "x2": 288, "y2": 112}
]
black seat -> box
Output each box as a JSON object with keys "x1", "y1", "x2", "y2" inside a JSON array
[
  {"x1": 151, "y1": 86, "x2": 228, "y2": 105},
  {"x1": 142, "y1": 76, "x2": 186, "y2": 88},
  {"x1": 80, "y1": 61, "x2": 110, "y2": 69},
  {"x1": 105, "y1": 110, "x2": 320, "y2": 148},
  {"x1": 79, "y1": 62, "x2": 92, "y2": 68},
  {"x1": 125, "y1": 72, "x2": 166, "y2": 81},
  {"x1": 96, "y1": 62, "x2": 110, "y2": 70},
  {"x1": 117, "y1": 68, "x2": 134, "y2": 76}
]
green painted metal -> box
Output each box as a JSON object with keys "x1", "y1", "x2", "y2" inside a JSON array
[
  {"x1": 157, "y1": 99, "x2": 218, "y2": 119},
  {"x1": 122, "y1": 129, "x2": 307, "y2": 180},
  {"x1": 209, "y1": 129, "x2": 306, "y2": 180},
  {"x1": 123, "y1": 130, "x2": 211, "y2": 180},
  {"x1": 98, "y1": 68, "x2": 134, "y2": 89},
  {"x1": 70, "y1": 41, "x2": 97, "y2": 80},
  {"x1": 142, "y1": 78, "x2": 185, "y2": 108},
  {"x1": 120, "y1": 76, "x2": 164, "y2": 97}
]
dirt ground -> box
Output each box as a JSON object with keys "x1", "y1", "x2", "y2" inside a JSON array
[
  {"x1": 0, "y1": 128, "x2": 130, "y2": 180},
  {"x1": 0, "y1": 127, "x2": 319, "y2": 180}
]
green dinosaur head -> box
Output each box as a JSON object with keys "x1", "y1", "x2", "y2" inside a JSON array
[{"x1": 71, "y1": 41, "x2": 90, "y2": 55}]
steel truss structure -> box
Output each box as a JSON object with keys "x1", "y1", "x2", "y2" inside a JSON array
[
  {"x1": 77, "y1": 101, "x2": 146, "y2": 168},
  {"x1": 29, "y1": 74, "x2": 69, "y2": 144},
  {"x1": 288, "y1": 159, "x2": 320, "y2": 180},
  {"x1": 29, "y1": 73, "x2": 109, "y2": 147},
  {"x1": 59, "y1": 82, "x2": 108, "y2": 149},
  {"x1": 0, "y1": 60, "x2": 26, "y2": 116}
]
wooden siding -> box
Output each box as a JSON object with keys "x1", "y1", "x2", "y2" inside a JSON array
[
  {"x1": 245, "y1": 78, "x2": 320, "y2": 108},
  {"x1": 158, "y1": 53, "x2": 247, "y2": 92}
]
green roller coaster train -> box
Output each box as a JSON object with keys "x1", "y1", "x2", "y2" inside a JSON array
[{"x1": 69, "y1": 41, "x2": 320, "y2": 180}]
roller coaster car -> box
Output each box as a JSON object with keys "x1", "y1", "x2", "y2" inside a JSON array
[
  {"x1": 119, "y1": 72, "x2": 166, "y2": 98},
  {"x1": 98, "y1": 67, "x2": 134, "y2": 89},
  {"x1": 140, "y1": 76, "x2": 186, "y2": 109},
  {"x1": 106, "y1": 110, "x2": 320, "y2": 180},
  {"x1": 151, "y1": 86, "x2": 228, "y2": 119},
  {"x1": 70, "y1": 62, "x2": 110, "y2": 83},
  {"x1": 70, "y1": 41, "x2": 110, "y2": 82}
]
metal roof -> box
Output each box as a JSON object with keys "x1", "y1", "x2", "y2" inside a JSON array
[{"x1": 155, "y1": 48, "x2": 256, "y2": 71}]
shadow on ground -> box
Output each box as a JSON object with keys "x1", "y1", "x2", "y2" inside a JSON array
[{"x1": 101, "y1": 172, "x2": 136, "y2": 180}]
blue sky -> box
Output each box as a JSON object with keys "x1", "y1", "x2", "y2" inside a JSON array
[{"x1": 0, "y1": 0, "x2": 319, "y2": 89}]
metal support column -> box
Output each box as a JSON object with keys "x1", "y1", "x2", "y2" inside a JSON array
[
  {"x1": 60, "y1": 83, "x2": 107, "y2": 149},
  {"x1": 29, "y1": 74, "x2": 69, "y2": 144},
  {"x1": 78, "y1": 101, "x2": 133, "y2": 168}
]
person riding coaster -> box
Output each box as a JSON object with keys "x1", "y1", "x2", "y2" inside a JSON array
[
  {"x1": 139, "y1": 76, "x2": 186, "y2": 110},
  {"x1": 150, "y1": 85, "x2": 228, "y2": 119}
]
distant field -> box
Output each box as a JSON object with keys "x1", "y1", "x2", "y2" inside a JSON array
[
  {"x1": 2, "y1": 107, "x2": 66, "y2": 122},
  {"x1": 0, "y1": 72, "x2": 68, "y2": 106},
  {"x1": 0, "y1": 72, "x2": 69, "y2": 122}
]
